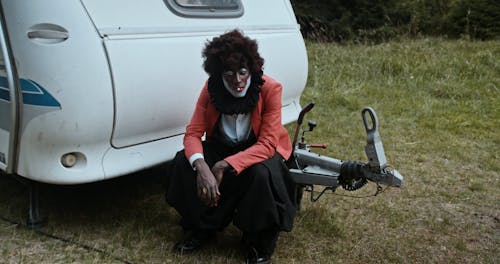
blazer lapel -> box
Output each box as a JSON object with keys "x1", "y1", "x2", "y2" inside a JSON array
[
  {"x1": 206, "y1": 103, "x2": 220, "y2": 136},
  {"x1": 251, "y1": 93, "x2": 263, "y2": 138}
]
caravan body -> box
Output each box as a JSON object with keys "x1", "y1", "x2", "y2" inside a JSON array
[{"x1": 0, "y1": 0, "x2": 308, "y2": 184}]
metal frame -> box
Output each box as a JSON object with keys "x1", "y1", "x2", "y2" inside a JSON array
[
  {"x1": 288, "y1": 104, "x2": 403, "y2": 199},
  {"x1": 0, "y1": 3, "x2": 22, "y2": 174}
]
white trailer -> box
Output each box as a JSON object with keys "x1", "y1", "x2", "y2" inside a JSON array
[{"x1": 0, "y1": 0, "x2": 308, "y2": 185}]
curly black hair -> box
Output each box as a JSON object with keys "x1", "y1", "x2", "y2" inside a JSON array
[
  {"x1": 202, "y1": 29, "x2": 264, "y2": 77},
  {"x1": 202, "y1": 30, "x2": 265, "y2": 114}
]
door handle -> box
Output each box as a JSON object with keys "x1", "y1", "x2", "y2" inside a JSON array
[
  {"x1": 28, "y1": 30, "x2": 68, "y2": 40},
  {"x1": 27, "y1": 23, "x2": 69, "y2": 44}
]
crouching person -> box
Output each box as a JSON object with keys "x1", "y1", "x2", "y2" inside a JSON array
[{"x1": 165, "y1": 29, "x2": 297, "y2": 263}]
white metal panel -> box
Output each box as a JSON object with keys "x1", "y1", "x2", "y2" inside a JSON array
[
  {"x1": 255, "y1": 31, "x2": 308, "y2": 107},
  {"x1": 2, "y1": 0, "x2": 115, "y2": 184},
  {"x1": 107, "y1": 29, "x2": 307, "y2": 148},
  {"x1": 102, "y1": 133, "x2": 184, "y2": 179},
  {"x1": 81, "y1": 0, "x2": 297, "y2": 36},
  {"x1": 106, "y1": 35, "x2": 208, "y2": 148},
  {"x1": 98, "y1": 0, "x2": 307, "y2": 148}
]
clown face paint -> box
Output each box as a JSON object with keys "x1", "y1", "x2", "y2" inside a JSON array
[{"x1": 222, "y1": 67, "x2": 251, "y2": 98}]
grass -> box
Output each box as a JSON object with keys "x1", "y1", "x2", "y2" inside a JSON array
[{"x1": 1, "y1": 38, "x2": 499, "y2": 263}]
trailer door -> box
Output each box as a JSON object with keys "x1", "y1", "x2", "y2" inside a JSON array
[{"x1": 0, "y1": 5, "x2": 21, "y2": 173}]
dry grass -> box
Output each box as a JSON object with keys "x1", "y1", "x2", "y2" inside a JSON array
[{"x1": 1, "y1": 38, "x2": 499, "y2": 263}]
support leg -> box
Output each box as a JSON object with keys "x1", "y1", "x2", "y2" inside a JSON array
[
  {"x1": 294, "y1": 185, "x2": 304, "y2": 211},
  {"x1": 26, "y1": 180, "x2": 47, "y2": 229}
]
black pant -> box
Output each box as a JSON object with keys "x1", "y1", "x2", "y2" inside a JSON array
[{"x1": 165, "y1": 140, "x2": 297, "y2": 253}]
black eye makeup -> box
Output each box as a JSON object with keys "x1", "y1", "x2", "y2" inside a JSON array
[{"x1": 223, "y1": 67, "x2": 249, "y2": 79}]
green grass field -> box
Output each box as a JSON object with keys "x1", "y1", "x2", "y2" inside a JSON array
[{"x1": 1, "y1": 38, "x2": 499, "y2": 263}]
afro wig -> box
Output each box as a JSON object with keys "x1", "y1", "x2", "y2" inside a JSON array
[{"x1": 202, "y1": 29, "x2": 264, "y2": 77}]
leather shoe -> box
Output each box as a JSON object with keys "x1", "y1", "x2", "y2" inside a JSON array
[
  {"x1": 246, "y1": 247, "x2": 271, "y2": 264},
  {"x1": 174, "y1": 230, "x2": 214, "y2": 254}
]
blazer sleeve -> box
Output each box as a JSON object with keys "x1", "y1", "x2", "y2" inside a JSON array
[
  {"x1": 183, "y1": 83, "x2": 210, "y2": 160},
  {"x1": 224, "y1": 80, "x2": 284, "y2": 174}
]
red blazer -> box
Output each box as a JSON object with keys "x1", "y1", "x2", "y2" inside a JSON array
[{"x1": 184, "y1": 74, "x2": 292, "y2": 174}]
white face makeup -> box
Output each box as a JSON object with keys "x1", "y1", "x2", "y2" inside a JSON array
[{"x1": 222, "y1": 67, "x2": 251, "y2": 98}]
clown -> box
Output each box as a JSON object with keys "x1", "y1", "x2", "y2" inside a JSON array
[{"x1": 166, "y1": 30, "x2": 297, "y2": 264}]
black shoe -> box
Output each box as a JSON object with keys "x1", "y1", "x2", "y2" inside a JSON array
[
  {"x1": 246, "y1": 247, "x2": 271, "y2": 264},
  {"x1": 174, "y1": 230, "x2": 214, "y2": 254}
]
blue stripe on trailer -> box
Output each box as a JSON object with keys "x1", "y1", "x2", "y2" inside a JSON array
[{"x1": 0, "y1": 76, "x2": 61, "y2": 107}]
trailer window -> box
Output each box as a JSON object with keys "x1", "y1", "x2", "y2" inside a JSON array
[{"x1": 165, "y1": 0, "x2": 243, "y2": 18}]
